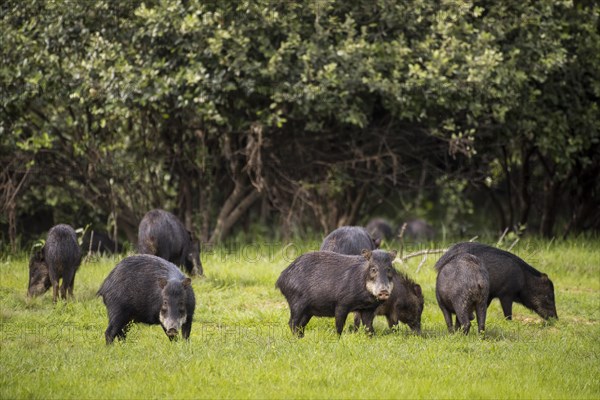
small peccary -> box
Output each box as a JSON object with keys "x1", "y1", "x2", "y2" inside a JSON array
[
  {"x1": 138, "y1": 209, "x2": 202, "y2": 276},
  {"x1": 435, "y1": 253, "x2": 489, "y2": 334},
  {"x1": 366, "y1": 218, "x2": 394, "y2": 242},
  {"x1": 320, "y1": 226, "x2": 381, "y2": 255},
  {"x1": 97, "y1": 254, "x2": 195, "y2": 344},
  {"x1": 43, "y1": 224, "x2": 82, "y2": 302},
  {"x1": 27, "y1": 247, "x2": 51, "y2": 297},
  {"x1": 354, "y1": 270, "x2": 424, "y2": 333},
  {"x1": 276, "y1": 249, "x2": 396, "y2": 337},
  {"x1": 402, "y1": 219, "x2": 435, "y2": 242}
]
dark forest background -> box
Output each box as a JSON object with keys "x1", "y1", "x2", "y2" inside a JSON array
[{"x1": 2, "y1": 0, "x2": 599, "y2": 250}]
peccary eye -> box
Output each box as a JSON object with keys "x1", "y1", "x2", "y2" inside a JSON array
[{"x1": 370, "y1": 267, "x2": 377, "y2": 274}]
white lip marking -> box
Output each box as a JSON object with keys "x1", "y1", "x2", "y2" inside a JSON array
[
  {"x1": 160, "y1": 313, "x2": 187, "y2": 332},
  {"x1": 366, "y1": 280, "x2": 394, "y2": 299}
]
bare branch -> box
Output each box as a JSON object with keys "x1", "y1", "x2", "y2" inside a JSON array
[
  {"x1": 416, "y1": 253, "x2": 428, "y2": 273},
  {"x1": 507, "y1": 238, "x2": 519, "y2": 252},
  {"x1": 496, "y1": 227, "x2": 509, "y2": 246},
  {"x1": 394, "y1": 248, "x2": 447, "y2": 265}
]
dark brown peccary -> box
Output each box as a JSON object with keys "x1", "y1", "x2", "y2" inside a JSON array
[
  {"x1": 354, "y1": 270, "x2": 424, "y2": 334},
  {"x1": 43, "y1": 224, "x2": 82, "y2": 302},
  {"x1": 138, "y1": 209, "x2": 202, "y2": 276},
  {"x1": 276, "y1": 250, "x2": 396, "y2": 337},
  {"x1": 436, "y1": 242, "x2": 558, "y2": 320},
  {"x1": 435, "y1": 253, "x2": 489, "y2": 334},
  {"x1": 27, "y1": 247, "x2": 51, "y2": 297},
  {"x1": 320, "y1": 226, "x2": 381, "y2": 255},
  {"x1": 97, "y1": 255, "x2": 196, "y2": 344},
  {"x1": 366, "y1": 218, "x2": 394, "y2": 242},
  {"x1": 402, "y1": 219, "x2": 436, "y2": 241}
]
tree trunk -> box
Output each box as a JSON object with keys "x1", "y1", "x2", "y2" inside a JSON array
[
  {"x1": 179, "y1": 175, "x2": 193, "y2": 230},
  {"x1": 209, "y1": 187, "x2": 261, "y2": 243},
  {"x1": 518, "y1": 147, "x2": 534, "y2": 228},
  {"x1": 199, "y1": 177, "x2": 211, "y2": 243},
  {"x1": 482, "y1": 184, "x2": 506, "y2": 231},
  {"x1": 338, "y1": 183, "x2": 368, "y2": 226},
  {"x1": 501, "y1": 146, "x2": 515, "y2": 229},
  {"x1": 540, "y1": 181, "x2": 561, "y2": 238}
]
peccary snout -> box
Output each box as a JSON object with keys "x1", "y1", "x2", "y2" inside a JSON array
[
  {"x1": 166, "y1": 328, "x2": 178, "y2": 337},
  {"x1": 377, "y1": 290, "x2": 390, "y2": 300}
]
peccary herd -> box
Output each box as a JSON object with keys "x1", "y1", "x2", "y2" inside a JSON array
[
  {"x1": 27, "y1": 215, "x2": 558, "y2": 344},
  {"x1": 27, "y1": 209, "x2": 202, "y2": 343}
]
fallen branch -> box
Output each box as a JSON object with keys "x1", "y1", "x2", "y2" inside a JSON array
[
  {"x1": 394, "y1": 248, "x2": 448, "y2": 268},
  {"x1": 397, "y1": 222, "x2": 407, "y2": 259},
  {"x1": 507, "y1": 237, "x2": 519, "y2": 252},
  {"x1": 416, "y1": 253, "x2": 428, "y2": 273},
  {"x1": 496, "y1": 227, "x2": 509, "y2": 246}
]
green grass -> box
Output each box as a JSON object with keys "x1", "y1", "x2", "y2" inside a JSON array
[{"x1": 1, "y1": 238, "x2": 599, "y2": 399}]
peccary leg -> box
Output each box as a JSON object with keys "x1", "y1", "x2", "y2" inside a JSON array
[
  {"x1": 289, "y1": 308, "x2": 311, "y2": 338},
  {"x1": 63, "y1": 269, "x2": 76, "y2": 300},
  {"x1": 105, "y1": 314, "x2": 129, "y2": 344},
  {"x1": 360, "y1": 311, "x2": 376, "y2": 335},
  {"x1": 500, "y1": 297, "x2": 513, "y2": 320},
  {"x1": 456, "y1": 308, "x2": 471, "y2": 335},
  {"x1": 440, "y1": 305, "x2": 454, "y2": 333},
  {"x1": 59, "y1": 284, "x2": 68, "y2": 300},
  {"x1": 48, "y1": 268, "x2": 59, "y2": 303},
  {"x1": 68, "y1": 273, "x2": 75, "y2": 298},
  {"x1": 351, "y1": 311, "x2": 362, "y2": 332},
  {"x1": 334, "y1": 307, "x2": 350, "y2": 335},
  {"x1": 51, "y1": 281, "x2": 60, "y2": 303},
  {"x1": 476, "y1": 302, "x2": 487, "y2": 333},
  {"x1": 182, "y1": 318, "x2": 192, "y2": 340},
  {"x1": 385, "y1": 315, "x2": 396, "y2": 329}
]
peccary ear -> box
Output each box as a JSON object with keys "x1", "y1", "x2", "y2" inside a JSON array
[
  {"x1": 541, "y1": 273, "x2": 549, "y2": 281},
  {"x1": 182, "y1": 278, "x2": 192, "y2": 288},
  {"x1": 414, "y1": 284, "x2": 422, "y2": 297},
  {"x1": 388, "y1": 250, "x2": 397, "y2": 260},
  {"x1": 158, "y1": 278, "x2": 168, "y2": 289},
  {"x1": 374, "y1": 238, "x2": 382, "y2": 248},
  {"x1": 361, "y1": 249, "x2": 372, "y2": 260}
]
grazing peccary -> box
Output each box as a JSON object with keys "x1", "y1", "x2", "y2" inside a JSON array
[
  {"x1": 438, "y1": 242, "x2": 558, "y2": 320},
  {"x1": 354, "y1": 270, "x2": 424, "y2": 333},
  {"x1": 402, "y1": 219, "x2": 435, "y2": 241},
  {"x1": 97, "y1": 255, "x2": 195, "y2": 344},
  {"x1": 27, "y1": 247, "x2": 51, "y2": 297},
  {"x1": 42, "y1": 224, "x2": 82, "y2": 302},
  {"x1": 138, "y1": 209, "x2": 202, "y2": 276},
  {"x1": 82, "y1": 230, "x2": 123, "y2": 254},
  {"x1": 366, "y1": 218, "x2": 394, "y2": 242},
  {"x1": 276, "y1": 250, "x2": 396, "y2": 337},
  {"x1": 320, "y1": 226, "x2": 381, "y2": 255},
  {"x1": 435, "y1": 253, "x2": 489, "y2": 334}
]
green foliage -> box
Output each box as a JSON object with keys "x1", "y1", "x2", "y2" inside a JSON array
[
  {"x1": 1, "y1": 239, "x2": 599, "y2": 398},
  {"x1": 1, "y1": 0, "x2": 598, "y2": 242}
]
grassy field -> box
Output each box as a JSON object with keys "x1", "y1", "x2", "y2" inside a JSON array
[{"x1": 1, "y1": 238, "x2": 599, "y2": 399}]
